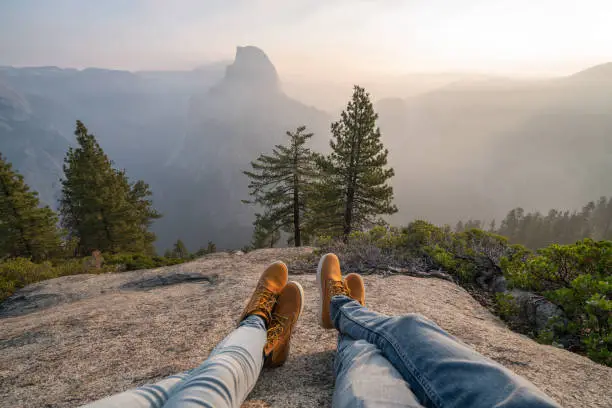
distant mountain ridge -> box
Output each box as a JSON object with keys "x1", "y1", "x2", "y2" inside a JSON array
[
  {"x1": 376, "y1": 61, "x2": 612, "y2": 227},
  {"x1": 1, "y1": 52, "x2": 611, "y2": 250},
  {"x1": 222, "y1": 46, "x2": 280, "y2": 91},
  {"x1": 0, "y1": 46, "x2": 330, "y2": 250},
  {"x1": 158, "y1": 46, "x2": 330, "y2": 250},
  {"x1": 569, "y1": 62, "x2": 612, "y2": 81}
]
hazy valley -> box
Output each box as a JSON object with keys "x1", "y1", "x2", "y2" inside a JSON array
[{"x1": 1, "y1": 46, "x2": 611, "y2": 251}]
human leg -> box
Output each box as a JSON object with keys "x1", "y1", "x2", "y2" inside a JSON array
[
  {"x1": 318, "y1": 253, "x2": 560, "y2": 408},
  {"x1": 163, "y1": 262, "x2": 299, "y2": 408},
  {"x1": 85, "y1": 262, "x2": 300, "y2": 408},
  {"x1": 82, "y1": 372, "x2": 191, "y2": 408},
  {"x1": 323, "y1": 257, "x2": 424, "y2": 408},
  {"x1": 83, "y1": 315, "x2": 266, "y2": 408},
  {"x1": 333, "y1": 334, "x2": 424, "y2": 408},
  {"x1": 162, "y1": 314, "x2": 267, "y2": 408}
]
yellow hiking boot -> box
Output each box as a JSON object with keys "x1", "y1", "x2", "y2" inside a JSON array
[
  {"x1": 239, "y1": 261, "x2": 288, "y2": 326},
  {"x1": 317, "y1": 253, "x2": 349, "y2": 329},
  {"x1": 345, "y1": 273, "x2": 365, "y2": 306},
  {"x1": 264, "y1": 281, "x2": 304, "y2": 367}
]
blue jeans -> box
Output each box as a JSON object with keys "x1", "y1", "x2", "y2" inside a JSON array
[
  {"x1": 331, "y1": 295, "x2": 561, "y2": 408},
  {"x1": 84, "y1": 315, "x2": 266, "y2": 408},
  {"x1": 334, "y1": 334, "x2": 423, "y2": 407},
  {"x1": 85, "y1": 299, "x2": 560, "y2": 407}
]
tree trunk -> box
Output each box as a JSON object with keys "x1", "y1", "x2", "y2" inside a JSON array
[
  {"x1": 344, "y1": 113, "x2": 362, "y2": 244},
  {"x1": 343, "y1": 185, "x2": 354, "y2": 243},
  {"x1": 99, "y1": 207, "x2": 114, "y2": 253},
  {"x1": 294, "y1": 183, "x2": 301, "y2": 247},
  {"x1": 293, "y1": 145, "x2": 301, "y2": 247}
]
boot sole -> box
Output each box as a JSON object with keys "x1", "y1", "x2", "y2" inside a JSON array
[
  {"x1": 291, "y1": 280, "x2": 305, "y2": 319},
  {"x1": 316, "y1": 253, "x2": 334, "y2": 328}
]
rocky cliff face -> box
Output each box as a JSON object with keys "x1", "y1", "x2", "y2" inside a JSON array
[
  {"x1": 0, "y1": 82, "x2": 68, "y2": 205},
  {"x1": 1, "y1": 248, "x2": 610, "y2": 407},
  {"x1": 222, "y1": 46, "x2": 280, "y2": 93},
  {"x1": 154, "y1": 46, "x2": 329, "y2": 250}
]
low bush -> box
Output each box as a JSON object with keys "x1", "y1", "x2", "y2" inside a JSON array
[
  {"x1": 503, "y1": 239, "x2": 611, "y2": 365},
  {"x1": 0, "y1": 252, "x2": 189, "y2": 302},
  {"x1": 312, "y1": 224, "x2": 611, "y2": 366},
  {"x1": 0, "y1": 257, "x2": 111, "y2": 301},
  {"x1": 495, "y1": 292, "x2": 521, "y2": 320},
  {"x1": 103, "y1": 253, "x2": 184, "y2": 271}
]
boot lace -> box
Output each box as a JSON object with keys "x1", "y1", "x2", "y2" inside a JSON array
[
  {"x1": 328, "y1": 280, "x2": 349, "y2": 297},
  {"x1": 247, "y1": 285, "x2": 277, "y2": 320},
  {"x1": 267, "y1": 314, "x2": 289, "y2": 345}
]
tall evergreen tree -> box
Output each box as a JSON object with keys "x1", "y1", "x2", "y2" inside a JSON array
[
  {"x1": 243, "y1": 126, "x2": 317, "y2": 247},
  {"x1": 592, "y1": 196, "x2": 612, "y2": 240},
  {"x1": 172, "y1": 239, "x2": 189, "y2": 259},
  {"x1": 60, "y1": 121, "x2": 160, "y2": 255},
  {"x1": 250, "y1": 214, "x2": 281, "y2": 249},
  {"x1": 315, "y1": 86, "x2": 397, "y2": 242},
  {"x1": 455, "y1": 221, "x2": 465, "y2": 233},
  {"x1": 490, "y1": 197, "x2": 612, "y2": 248},
  {"x1": 0, "y1": 154, "x2": 62, "y2": 260},
  {"x1": 195, "y1": 241, "x2": 217, "y2": 256},
  {"x1": 128, "y1": 179, "x2": 161, "y2": 253}
]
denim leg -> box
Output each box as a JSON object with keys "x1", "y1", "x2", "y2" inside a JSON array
[
  {"x1": 83, "y1": 372, "x2": 191, "y2": 408},
  {"x1": 162, "y1": 315, "x2": 266, "y2": 408},
  {"x1": 83, "y1": 315, "x2": 266, "y2": 408},
  {"x1": 333, "y1": 334, "x2": 424, "y2": 408},
  {"x1": 331, "y1": 296, "x2": 560, "y2": 408}
]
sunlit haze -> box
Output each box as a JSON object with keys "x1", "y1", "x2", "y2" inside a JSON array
[
  {"x1": 1, "y1": 0, "x2": 611, "y2": 78},
  {"x1": 1, "y1": 0, "x2": 612, "y2": 251}
]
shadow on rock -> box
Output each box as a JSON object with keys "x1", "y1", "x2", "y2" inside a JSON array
[
  {"x1": 121, "y1": 273, "x2": 220, "y2": 291},
  {"x1": 0, "y1": 293, "x2": 68, "y2": 318}
]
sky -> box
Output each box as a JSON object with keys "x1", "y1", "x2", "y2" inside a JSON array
[{"x1": 1, "y1": 0, "x2": 611, "y2": 77}]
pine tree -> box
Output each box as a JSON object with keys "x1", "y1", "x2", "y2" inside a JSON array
[
  {"x1": 172, "y1": 239, "x2": 189, "y2": 259},
  {"x1": 488, "y1": 219, "x2": 496, "y2": 232},
  {"x1": 315, "y1": 86, "x2": 397, "y2": 242},
  {"x1": 464, "y1": 219, "x2": 483, "y2": 230},
  {"x1": 195, "y1": 241, "x2": 217, "y2": 257},
  {"x1": 455, "y1": 221, "x2": 465, "y2": 233},
  {"x1": 0, "y1": 154, "x2": 61, "y2": 260},
  {"x1": 592, "y1": 197, "x2": 612, "y2": 240},
  {"x1": 60, "y1": 120, "x2": 160, "y2": 255},
  {"x1": 243, "y1": 126, "x2": 317, "y2": 247},
  {"x1": 250, "y1": 214, "x2": 281, "y2": 249},
  {"x1": 128, "y1": 180, "x2": 161, "y2": 253}
]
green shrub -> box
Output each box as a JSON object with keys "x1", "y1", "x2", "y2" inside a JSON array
[
  {"x1": 501, "y1": 238, "x2": 611, "y2": 366},
  {"x1": 409, "y1": 226, "x2": 512, "y2": 283},
  {"x1": 0, "y1": 257, "x2": 106, "y2": 301},
  {"x1": 495, "y1": 292, "x2": 520, "y2": 320},
  {"x1": 0, "y1": 252, "x2": 189, "y2": 302},
  {"x1": 0, "y1": 278, "x2": 16, "y2": 301},
  {"x1": 314, "y1": 224, "x2": 612, "y2": 366},
  {"x1": 318, "y1": 222, "x2": 513, "y2": 283},
  {"x1": 500, "y1": 244, "x2": 533, "y2": 289},
  {"x1": 103, "y1": 253, "x2": 185, "y2": 271},
  {"x1": 536, "y1": 328, "x2": 555, "y2": 345},
  {"x1": 399, "y1": 220, "x2": 450, "y2": 256},
  {"x1": 0, "y1": 258, "x2": 51, "y2": 300}
]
